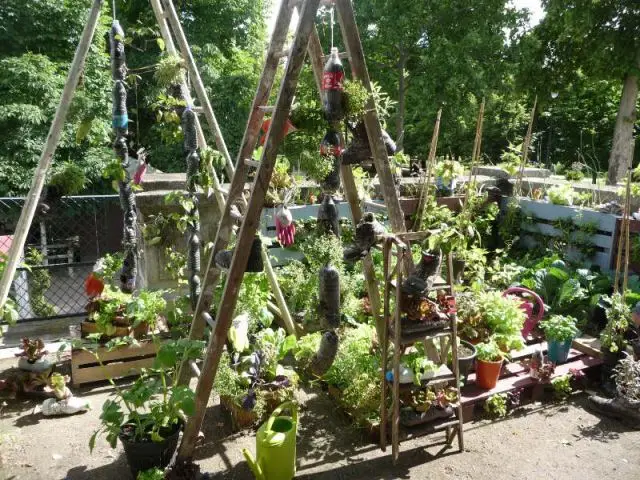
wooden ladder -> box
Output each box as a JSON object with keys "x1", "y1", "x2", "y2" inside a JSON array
[
  {"x1": 380, "y1": 236, "x2": 464, "y2": 464},
  {"x1": 176, "y1": 0, "x2": 412, "y2": 462}
]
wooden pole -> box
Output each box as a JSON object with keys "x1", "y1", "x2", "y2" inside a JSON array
[
  {"x1": 176, "y1": 0, "x2": 321, "y2": 461},
  {"x1": 414, "y1": 108, "x2": 442, "y2": 230},
  {"x1": 467, "y1": 97, "x2": 486, "y2": 188},
  {"x1": 334, "y1": 1, "x2": 408, "y2": 237},
  {"x1": 161, "y1": 0, "x2": 236, "y2": 179},
  {"x1": 0, "y1": 0, "x2": 104, "y2": 308},
  {"x1": 515, "y1": 96, "x2": 537, "y2": 197}
]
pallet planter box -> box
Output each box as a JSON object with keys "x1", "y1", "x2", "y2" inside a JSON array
[
  {"x1": 459, "y1": 339, "x2": 602, "y2": 422},
  {"x1": 513, "y1": 198, "x2": 618, "y2": 271},
  {"x1": 71, "y1": 339, "x2": 159, "y2": 387}
]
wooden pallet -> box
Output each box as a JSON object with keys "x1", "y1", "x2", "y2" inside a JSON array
[
  {"x1": 71, "y1": 340, "x2": 158, "y2": 386},
  {"x1": 459, "y1": 341, "x2": 602, "y2": 421}
]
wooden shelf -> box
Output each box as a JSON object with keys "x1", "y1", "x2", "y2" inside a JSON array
[
  {"x1": 390, "y1": 326, "x2": 452, "y2": 346},
  {"x1": 388, "y1": 364, "x2": 456, "y2": 390}
]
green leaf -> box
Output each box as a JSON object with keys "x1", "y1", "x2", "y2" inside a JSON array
[
  {"x1": 156, "y1": 38, "x2": 165, "y2": 51},
  {"x1": 89, "y1": 431, "x2": 98, "y2": 452}
]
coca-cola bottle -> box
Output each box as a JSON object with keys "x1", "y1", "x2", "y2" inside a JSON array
[
  {"x1": 320, "y1": 129, "x2": 343, "y2": 192},
  {"x1": 322, "y1": 47, "x2": 345, "y2": 123}
]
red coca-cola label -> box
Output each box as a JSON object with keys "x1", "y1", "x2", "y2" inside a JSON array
[
  {"x1": 320, "y1": 144, "x2": 344, "y2": 157},
  {"x1": 322, "y1": 71, "x2": 344, "y2": 91}
]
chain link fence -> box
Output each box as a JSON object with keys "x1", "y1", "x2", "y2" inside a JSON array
[{"x1": 0, "y1": 196, "x2": 123, "y2": 322}]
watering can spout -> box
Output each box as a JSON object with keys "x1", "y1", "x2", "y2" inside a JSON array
[{"x1": 243, "y1": 449, "x2": 266, "y2": 480}]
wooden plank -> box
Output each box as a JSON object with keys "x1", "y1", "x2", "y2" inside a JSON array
[
  {"x1": 572, "y1": 335, "x2": 603, "y2": 358},
  {"x1": 0, "y1": 0, "x2": 104, "y2": 308},
  {"x1": 176, "y1": 0, "x2": 322, "y2": 462},
  {"x1": 72, "y1": 341, "x2": 158, "y2": 364},
  {"x1": 72, "y1": 357, "x2": 156, "y2": 386}
]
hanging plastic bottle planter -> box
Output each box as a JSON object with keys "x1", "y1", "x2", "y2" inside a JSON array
[
  {"x1": 318, "y1": 263, "x2": 340, "y2": 329},
  {"x1": 319, "y1": 129, "x2": 343, "y2": 193},
  {"x1": 322, "y1": 47, "x2": 345, "y2": 124}
]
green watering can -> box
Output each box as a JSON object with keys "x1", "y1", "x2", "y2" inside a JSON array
[{"x1": 243, "y1": 401, "x2": 298, "y2": 480}]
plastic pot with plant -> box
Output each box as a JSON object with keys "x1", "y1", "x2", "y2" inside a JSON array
[
  {"x1": 401, "y1": 386, "x2": 458, "y2": 426},
  {"x1": 541, "y1": 315, "x2": 579, "y2": 364},
  {"x1": 475, "y1": 339, "x2": 509, "y2": 390},
  {"x1": 89, "y1": 339, "x2": 203, "y2": 477},
  {"x1": 15, "y1": 337, "x2": 51, "y2": 373}
]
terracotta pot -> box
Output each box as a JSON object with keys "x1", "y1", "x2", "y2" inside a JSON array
[
  {"x1": 475, "y1": 358, "x2": 503, "y2": 389},
  {"x1": 220, "y1": 396, "x2": 257, "y2": 431}
]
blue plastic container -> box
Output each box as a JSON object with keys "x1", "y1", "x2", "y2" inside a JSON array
[{"x1": 547, "y1": 338, "x2": 573, "y2": 364}]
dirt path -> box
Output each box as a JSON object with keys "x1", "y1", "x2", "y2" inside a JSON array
[{"x1": 1, "y1": 379, "x2": 640, "y2": 480}]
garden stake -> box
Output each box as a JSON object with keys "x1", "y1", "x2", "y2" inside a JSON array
[
  {"x1": 514, "y1": 96, "x2": 537, "y2": 198},
  {"x1": 464, "y1": 97, "x2": 485, "y2": 206},
  {"x1": 413, "y1": 108, "x2": 442, "y2": 231}
]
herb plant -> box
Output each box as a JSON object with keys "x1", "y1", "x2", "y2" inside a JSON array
[
  {"x1": 600, "y1": 293, "x2": 630, "y2": 353},
  {"x1": 540, "y1": 315, "x2": 579, "y2": 342},
  {"x1": 547, "y1": 184, "x2": 574, "y2": 206},
  {"x1": 612, "y1": 354, "x2": 640, "y2": 402},
  {"x1": 475, "y1": 340, "x2": 507, "y2": 362}
]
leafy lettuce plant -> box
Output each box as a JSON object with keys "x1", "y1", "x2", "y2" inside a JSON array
[{"x1": 547, "y1": 184, "x2": 575, "y2": 206}]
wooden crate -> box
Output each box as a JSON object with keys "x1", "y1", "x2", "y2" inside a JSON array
[
  {"x1": 71, "y1": 340, "x2": 158, "y2": 387},
  {"x1": 515, "y1": 198, "x2": 618, "y2": 271}
]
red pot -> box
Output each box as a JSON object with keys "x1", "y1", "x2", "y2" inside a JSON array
[{"x1": 475, "y1": 358, "x2": 503, "y2": 389}]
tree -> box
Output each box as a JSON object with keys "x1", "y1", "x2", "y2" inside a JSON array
[
  {"x1": 0, "y1": 0, "x2": 112, "y2": 196},
  {"x1": 537, "y1": 0, "x2": 640, "y2": 184},
  {"x1": 353, "y1": 0, "x2": 528, "y2": 160}
]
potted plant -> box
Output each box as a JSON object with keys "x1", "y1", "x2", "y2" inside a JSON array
[
  {"x1": 89, "y1": 339, "x2": 203, "y2": 477},
  {"x1": 540, "y1": 314, "x2": 579, "y2": 364},
  {"x1": 450, "y1": 339, "x2": 477, "y2": 382},
  {"x1": 475, "y1": 339, "x2": 508, "y2": 390},
  {"x1": 15, "y1": 337, "x2": 51, "y2": 373}
]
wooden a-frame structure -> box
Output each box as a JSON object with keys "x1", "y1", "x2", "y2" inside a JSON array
[{"x1": 176, "y1": 0, "x2": 412, "y2": 461}]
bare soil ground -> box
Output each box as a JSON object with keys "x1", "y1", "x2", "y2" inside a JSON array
[{"x1": 1, "y1": 359, "x2": 639, "y2": 480}]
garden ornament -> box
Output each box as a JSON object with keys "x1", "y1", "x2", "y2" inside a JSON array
[
  {"x1": 275, "y1": 204, "x2": 296, "y2": 247},
  {"x1": 41, "y1": 396, "x2": 90, "y2": 416},
  {"x1": 243, "y1": 402, "x2": 298, "y2": 480}
]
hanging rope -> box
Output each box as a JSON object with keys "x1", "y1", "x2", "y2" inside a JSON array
[
  {"x1": 514, "y1": 96, "x2": 537, "y2": 198},
  {"x1": 330, "y1": 6, "x2": 335, "y2": 50},
  {"x1": 110, "y1": 19, "x2": 138, "y2": 293}
]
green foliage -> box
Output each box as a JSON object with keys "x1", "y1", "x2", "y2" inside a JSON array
[
  {"x1": 137, "y1": 468, "x2": 165, "y2": 480},
  {"x1": 540, "y1": 315, "x2": 579, "y2": 343},
  {"x1": 343, "y1": 79, "x2": 370, "y2": 121},
  {"x1": 254, "y1": 328, "x2": 297, "y2": 380},
  {"x1": 49, "y1": 162, "x2": 86, "y2": 196},
  {"x1": 551, "y1": 374, "x2": 573, "y2": 400},
  {"x1": 434, "y1": 156, "x2": 464, "y2": 184},
  {"x1": 600, "y1": 293, "x2": 631, "y2": 354},
  {"x1": 26, "y1": 248, "x2": 56, "y2": 317},
  {"x1": 235, "y1": 273, "x2": 274, "y2": 331},
  {"x1": 477, "y1": 290, "x2": 526, "y2": 351},
  {"x1": 547, "y1": 184, "x2": 574, "y2": 206},
  {"x1": 484, "y1": 393, "x2": 508, "y2": 418},
  {"x1": 154, "y1": 54, "x2": 185, "y2": 88},
  {"x1": 293, "y1": 332, "x2": 322, "y2": 372},
  {"x1": 565, "y1": 170, "x2": 584, "y2": 182},
  {"x1": 323, "y1": 324, "x2": 381, "y2": 425}
]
